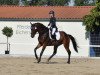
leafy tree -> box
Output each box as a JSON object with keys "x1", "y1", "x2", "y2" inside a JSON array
[
  {"x1": 26, "y1": 0, "x2": 46, "y2": 6},
  {"x1": 13, "y1": 0, "x2": 19, "y2": 5},
  {"x1": 83, "y1": 0, "x2": 100, "y2": 32},
  {"x1": 74, "y1": 0, "x2": 96, "y2": 6},
  {"x1": 47, "y1": 0, "x2": 70, "y2": 6},
  {"x1": 2, "y1": 27, "x2": 13, "y2": 52},
  {"x1": 36, "y1": 0, "x2": 48, "y2": 6},
  {"x1": 0, "y1": 0, "x2": 19, "y2": 5},
  {"x1": 28, "y1": 0, "x2": 70, "y2": 6}
]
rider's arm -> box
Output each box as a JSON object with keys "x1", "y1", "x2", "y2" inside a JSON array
[
  {"x1": 48, "y1": 24, "x2": 51, "y2": 28},
  {"x1": 48, "y1": 18, "x2": 52, "y2": 28}
]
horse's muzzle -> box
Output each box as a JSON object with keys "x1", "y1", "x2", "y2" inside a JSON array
[{"x1": 31, "y1": 35, "x2": 34, "y2": 38}]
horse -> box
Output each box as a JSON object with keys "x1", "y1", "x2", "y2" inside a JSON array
[{"x1": 30, "y1": 22, "x2": 78, "y2": 64}]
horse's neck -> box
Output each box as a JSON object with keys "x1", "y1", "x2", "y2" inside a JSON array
[
  {"x1": 38, "y1": 31, "x2": 48, "y2": 42},
  {"x1": 36, "y1": 24, "x2": 49, "y2": 37},
  {"x1": 38, "y1": 28, "x2": 48, "y2": 36}
]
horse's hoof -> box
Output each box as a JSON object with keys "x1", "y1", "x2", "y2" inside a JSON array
[
  {"x1": 37, "y1": 60, "x2": 40, "y2": 63},
  {"x1": 67, "y1": 62, "x2": 70, "y2": 64},
  {"x1": 37, "y1": 61, "x2": 40, "y2": 63}
]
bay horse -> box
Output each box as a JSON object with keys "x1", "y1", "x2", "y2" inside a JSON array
[{"x1": 30, "y1": 22, "x2": 78, "y2": 64}]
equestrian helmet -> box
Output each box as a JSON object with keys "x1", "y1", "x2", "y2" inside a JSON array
[{"x1": 49, "y1": 10, "x2": 55, "y2": 15}]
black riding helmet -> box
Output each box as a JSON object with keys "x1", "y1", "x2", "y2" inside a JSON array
[{"x1": 49, "y1": 10, "x2": 55, "y2": 16}]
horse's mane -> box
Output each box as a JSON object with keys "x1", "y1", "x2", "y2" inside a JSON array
[{"x1": 35, "y1": 23, "x2": 49, "y2": 31}]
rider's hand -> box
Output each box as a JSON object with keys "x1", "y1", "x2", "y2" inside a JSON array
[{"x1": 48, "y1": 25, "x2": 50, "y2": 28}]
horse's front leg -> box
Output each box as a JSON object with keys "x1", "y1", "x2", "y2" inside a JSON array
[
  {"x1": 34, "y1": 43, "x2": 41, "y2": 61},
  {"x1": 46, "y1": 45, "x2": 58, "y2": 63},
  {"x1": 38, "y1": 45, "x2": 46, "y2": 63}
]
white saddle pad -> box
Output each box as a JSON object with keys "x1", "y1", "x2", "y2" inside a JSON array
[
  {"x1": 55, "y1": 32, "x2": 60, "y2": 40},
  {"x1": 49, "y1": 30, "x2": 60, "y2": 40}
]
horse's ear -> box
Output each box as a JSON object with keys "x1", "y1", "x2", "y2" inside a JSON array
[{"x1": 30, "y1": 22, "x2": 33, "y2": 25}]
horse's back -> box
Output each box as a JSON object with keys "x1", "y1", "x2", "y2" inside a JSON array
[{"x1": 59, "y1": 31, "x2": 69, "y2": 39}]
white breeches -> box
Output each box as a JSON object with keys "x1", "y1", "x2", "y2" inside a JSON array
[
  {"x1": 52, "y1": 28, "x2": 56, "y2": 35},
  {"x1": 49, "y1": 29, "x2": 52, "y2": 39}
]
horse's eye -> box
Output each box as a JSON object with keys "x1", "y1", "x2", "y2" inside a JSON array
[{"x1": 31, "y1": 26, "x2": 37, "y2": 30}]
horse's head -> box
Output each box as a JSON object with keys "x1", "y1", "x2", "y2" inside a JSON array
[
  {"x1": 30, "y1": 22, "x2": 38, "y2": 38},
  {"x1": 30, "y1": 22, "x2": 49, "y2": 38}
]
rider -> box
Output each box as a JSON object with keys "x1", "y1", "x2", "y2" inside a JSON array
[{"x1": 48, "y1": 10, "x2": 58, "y2": 40}]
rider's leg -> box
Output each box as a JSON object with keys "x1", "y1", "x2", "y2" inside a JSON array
[
  {"x1": 52, "y1": 28, "x2": 56, "y2": 35},
  {"x1": 49, "y1": 29, "x2": 52, "y2": 39},
  {"x1": 52, "y1": 28, "x2": 57, "y2": 40}
]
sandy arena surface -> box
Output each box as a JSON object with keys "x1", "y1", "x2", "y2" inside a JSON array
[{"x1": 0, "y1": 56, "x2": 100, "y2": 75}]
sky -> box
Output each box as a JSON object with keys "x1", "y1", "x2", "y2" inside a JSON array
[{"x1": 69, "y1": 0, "x2": 75, "y2": 6}]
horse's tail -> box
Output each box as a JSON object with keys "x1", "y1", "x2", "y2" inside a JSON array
[{"x1": 68, "y1": 34, "x2": 78, "y2": 53}]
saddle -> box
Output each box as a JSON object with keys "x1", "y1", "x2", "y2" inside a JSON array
[{"x1": 49, "y1": 29, "x2": 60, "y2": 40}]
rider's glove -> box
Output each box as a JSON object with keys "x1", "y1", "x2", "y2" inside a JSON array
[{"x1": 48, "y1": 25, "x2": 50, "y2": 28}]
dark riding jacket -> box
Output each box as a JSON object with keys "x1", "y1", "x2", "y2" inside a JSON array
[{"x1": 48, "y1": 17, "x2": 57, "y2": 28}]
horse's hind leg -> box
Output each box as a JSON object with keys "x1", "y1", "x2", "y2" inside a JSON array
[
  {"x1": 63, "y1": 42, "x2": 71, "y2": 64},
  {"x1": 34, "y1": 43, "x2": 41, "y2": 61},
  {"x1": 46, "y1": 46, "x2": 58, "y2": 63},
  {"x1": 66, "y1": 48, "x2": 71, "y2": 64}
]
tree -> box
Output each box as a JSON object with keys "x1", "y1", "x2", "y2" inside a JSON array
[
  {"x1": 83, "y1": 0, "x2": 100, "y2": 32},
  {"x1": 74, "y1": 0, "x2": 95, "y2": 6},
  {"x1": 0, "y1": 0, "x2": 19, "y2": 5},
  {"x1": 47, "y1": 0, "x2": 70, "y2": 6},
  {"x1": 28, "y1": 0, "x2": 70, "y2": 6},
  {"x1": 2, "y1": 27, "x2": 13, "y2": 54}
]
